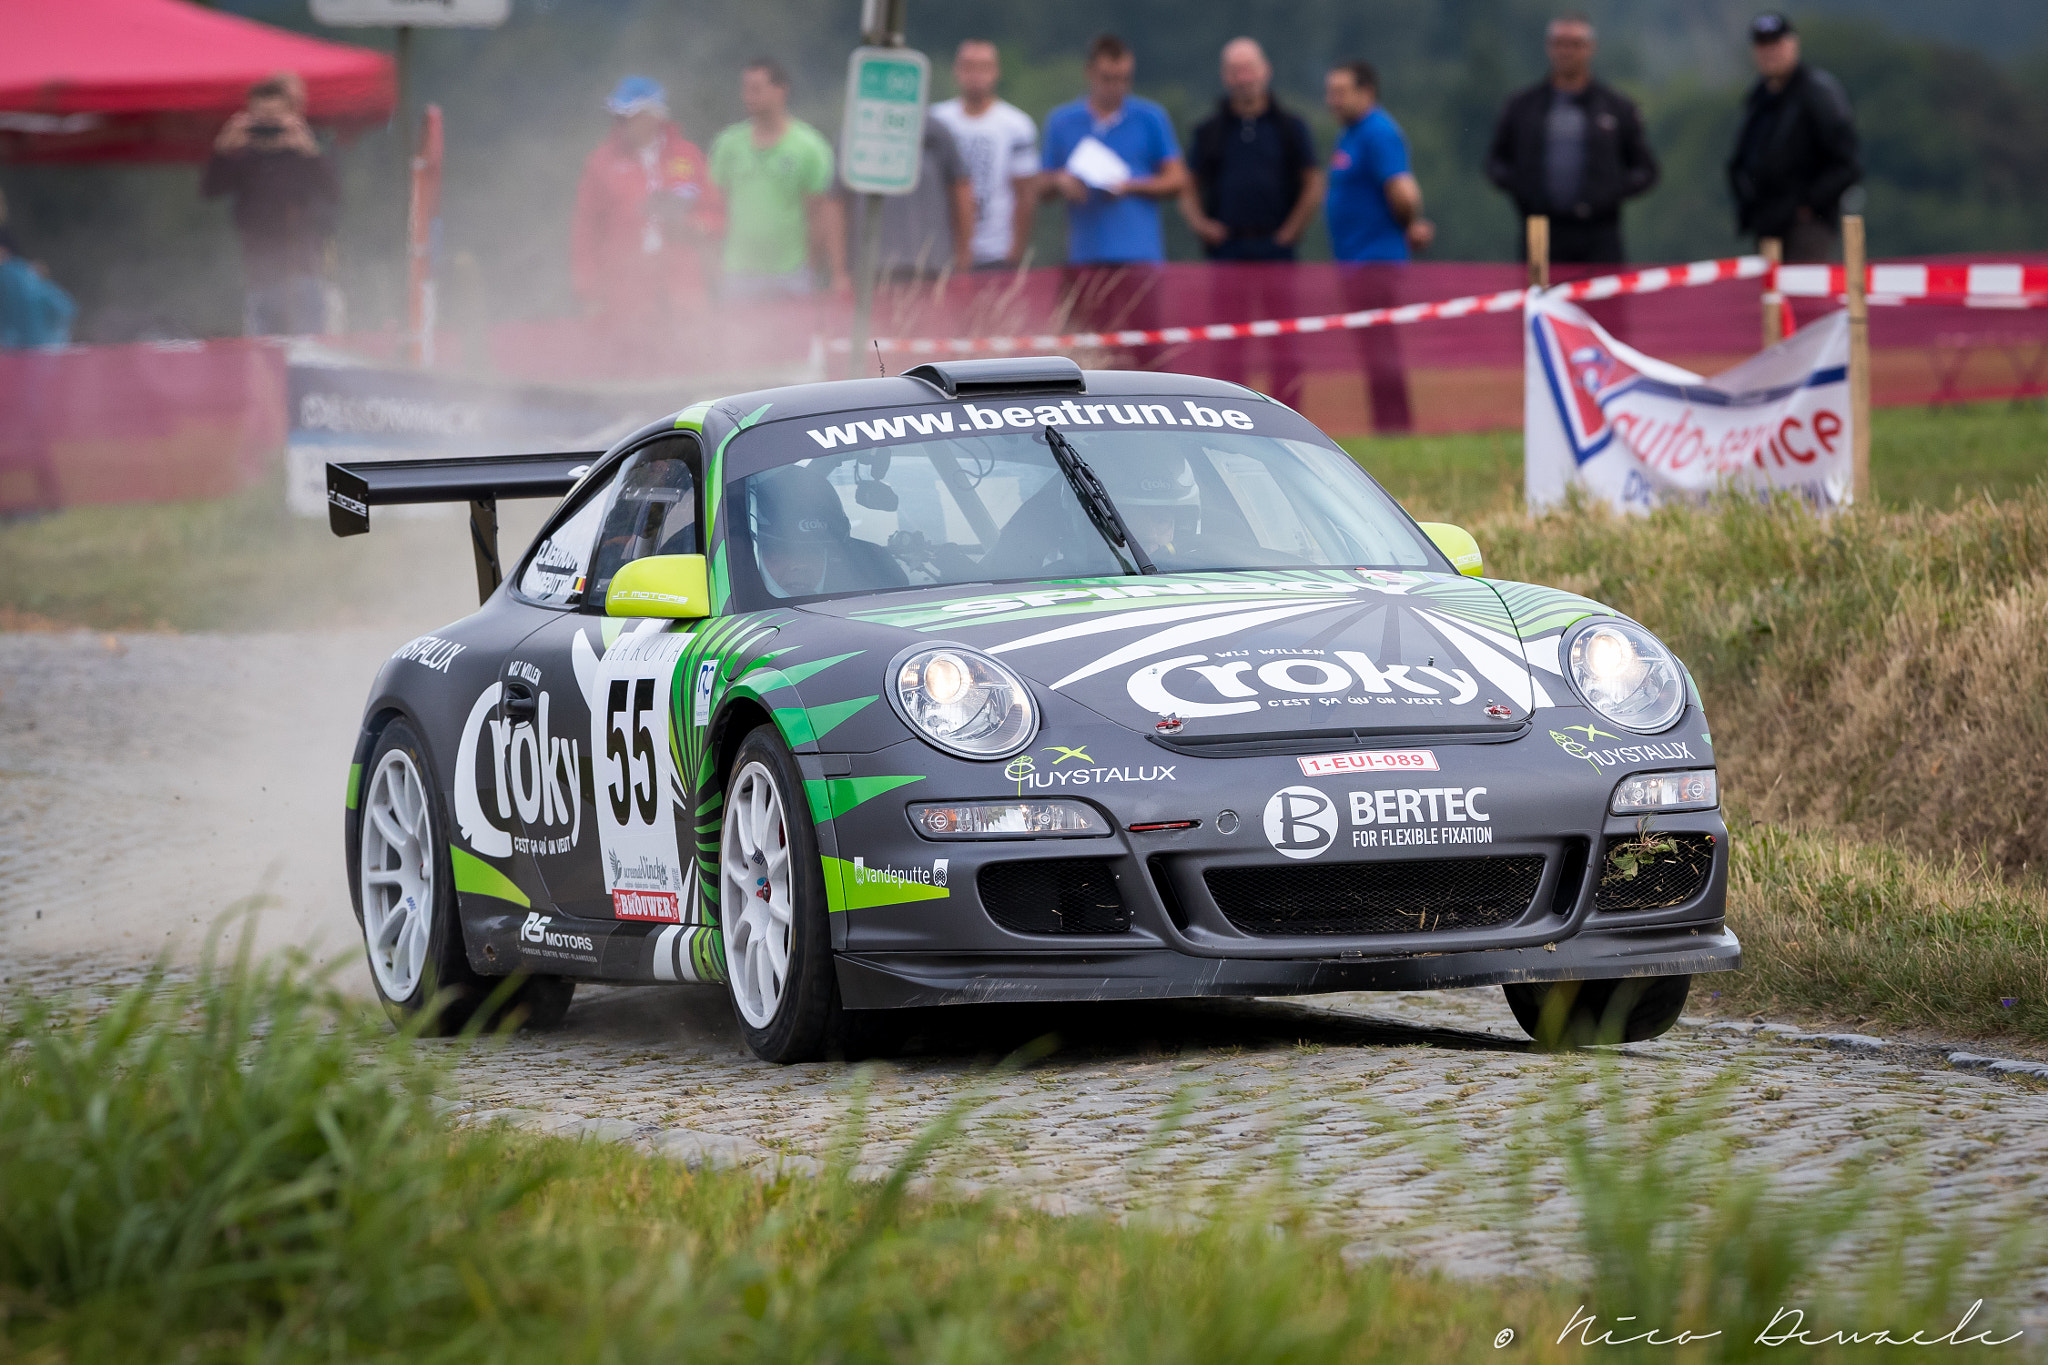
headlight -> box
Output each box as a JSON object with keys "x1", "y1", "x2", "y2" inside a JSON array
[
  {"x1": 1566, "y1": 618, "x2": 1686, "y2": 733},
  {"x1": 893, "y1": 646, "x2": 1037, "y2": 759},
  {"x1": 911, "y1": 800, "x2": 1109, "y2": 839},
  {"x1": 1610, "y1": 769, "x2": 1718, "y2": 815}
]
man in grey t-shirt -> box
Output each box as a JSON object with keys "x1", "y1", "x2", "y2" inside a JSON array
[
  {"x1": 844, "y1": 118, "x2": 975, "y2": 282},
  {"x1": 1484, "y1": 13, "x2": 1657, "y2": 263}
]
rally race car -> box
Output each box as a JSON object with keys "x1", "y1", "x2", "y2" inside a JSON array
[{"x1": 333, "y1": 356, "x2": 1734, "y2": 1063}]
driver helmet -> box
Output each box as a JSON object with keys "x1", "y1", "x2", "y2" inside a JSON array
[
  {"x1": 751, "y1": 462, "x2": 851, "y2": 545},
  {"x1": 1100, "y1": 448, "x2": 1197, "y2": 507}
]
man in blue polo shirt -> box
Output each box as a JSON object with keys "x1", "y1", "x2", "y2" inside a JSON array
[
  {"x1": 1324, "y1": 60, "x2": 1432, "y2": 261},
  {"x1": 1324, "y1": 60, "x2": 1430, "y2": 432},
  {"x1": 1040, "y1": 34, "x2": 1187, "y2": 265}
]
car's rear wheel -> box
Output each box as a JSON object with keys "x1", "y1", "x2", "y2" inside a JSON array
[
  {"x1": 719, "y1": 726, "x2": 845, "y2": 1063},
  {"x1": 355, "y1": 720, "x2": 572, "y2": 1034},
  {"x1": 1503, "y1": 974, "x2": 1691, "y2": 1048}
]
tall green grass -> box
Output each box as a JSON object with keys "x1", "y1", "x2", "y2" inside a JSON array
[{"x1": 4, "y1": 964, "x2": 2039, "y2": 1361}]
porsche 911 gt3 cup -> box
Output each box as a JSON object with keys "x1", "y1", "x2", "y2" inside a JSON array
[{"x1": 335, "y1": 356, "x2": 1733, "y2": 1062}]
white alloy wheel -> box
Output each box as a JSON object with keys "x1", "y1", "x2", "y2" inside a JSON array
[
  {"x1": 360, "y1": 747, "x2": 436, "y2": 1002},
  {"x1": 722, "y1": 759, "x2": 795, "y2": 1029}
]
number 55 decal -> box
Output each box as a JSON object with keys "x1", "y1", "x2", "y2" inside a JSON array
[
  {"x1": 606, "y1": 676, "x2": 660, "y2": 826},
  {"x1": 581, "y1": 622, "x2": 692, "y2": 922}
]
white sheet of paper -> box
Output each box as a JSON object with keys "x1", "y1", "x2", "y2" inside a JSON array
[{"x1": 1065, "y1": 135, "x2": 1132, "y2": 191}]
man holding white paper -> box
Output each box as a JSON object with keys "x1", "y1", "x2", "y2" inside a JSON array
[{"x1": 1039, "y1": 34, "x2": 1187, "y2": 266}]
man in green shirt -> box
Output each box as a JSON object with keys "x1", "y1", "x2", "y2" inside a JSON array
[{"x1": 710, "y1": 59, "x2": 849, "y2": 299}]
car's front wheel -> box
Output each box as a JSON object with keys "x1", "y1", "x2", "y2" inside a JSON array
[
  {"x1": 355, "y1": 720, "x2": 572, "y2": 1034},
  {"x1": 720, "y1": 726, "x2": 840, "y2": 1063},
  {"x1": 1503, "y1": 974, "x2": 1691, "y2": 1048}
]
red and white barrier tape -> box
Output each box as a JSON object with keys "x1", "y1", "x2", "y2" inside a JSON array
[
  {"x1": 843, "y1": 255, "x2": 1769, "y2": 355},
  {"x1": 1775, "y1": 262, "x2": 2048, "y2": 307},
  {"x1": 840, "y1": 255, "x2": 2048, "y2": 355}
]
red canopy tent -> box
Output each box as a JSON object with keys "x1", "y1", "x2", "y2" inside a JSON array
[{"x1": 0, "y1": 0, "x2": 394, "y2": 162}]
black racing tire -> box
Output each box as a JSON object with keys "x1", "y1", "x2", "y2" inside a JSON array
[
  {"x1": 1503, "y1": 974, "x2": 1692, "y2": 1049},
  {"x1": 353, "y1": 719, "x2": 574, "y2": 1036},
  {"x1": 719, "y1": 725, "x2": 842, "y2": 1063}
]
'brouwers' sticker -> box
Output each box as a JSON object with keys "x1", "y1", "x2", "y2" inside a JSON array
[{"x1": 1297, "y1": 750, "x2": 1439, "y2": 777}]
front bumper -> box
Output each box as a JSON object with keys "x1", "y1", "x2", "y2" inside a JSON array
[
  {"x1": 836, "y1": 921, "x2": 1740, "y2": 1008},
  {"x1": 811, "y1": 708, "x2": 1734, "y2": 1009}
]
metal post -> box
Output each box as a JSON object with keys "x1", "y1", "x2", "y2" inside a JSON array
[
  {"x1": 1843, "y1": 214, "x2": 1872, "y2": 505},
  {"x1": 1525, "y1": 216, "x2": 1549, "y2": 291},
  {"x1": 1760, "y1": 236, "x2": 1783, "y2": 348},
  {"x1": 847, "y1": 0, "x2": 909, "y2": 374},
  {"x1": 468, "y1": 496, "x2": 501, "y2": 603},
  {"x1": 394, "y1": 25, "x2": 414, "y2": 318}
]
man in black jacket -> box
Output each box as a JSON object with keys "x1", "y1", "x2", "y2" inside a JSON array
[
  {"x1": 1728, "y1": 13, "x2": 1860, "y2": 263},
  {"x1": 1485, "y1": 14, "x2": 1656, "y2": 264}
]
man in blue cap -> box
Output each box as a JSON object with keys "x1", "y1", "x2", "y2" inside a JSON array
[{"x1": 571, "y1": 76, "x2": 725, "y2": 357}]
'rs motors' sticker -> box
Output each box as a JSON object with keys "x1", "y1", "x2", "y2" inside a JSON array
[{"x1": 578, "y1": 621, "x2": 692, "y2": 922}]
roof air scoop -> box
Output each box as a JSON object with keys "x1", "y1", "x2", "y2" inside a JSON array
[{"x1": 902, "y1": 355, "x2": 1086, "y2": 399}]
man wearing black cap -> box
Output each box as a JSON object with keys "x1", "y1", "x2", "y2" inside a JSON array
[{"x1": 1728, "y1": 13, "x2": 1860, "y2": 263}]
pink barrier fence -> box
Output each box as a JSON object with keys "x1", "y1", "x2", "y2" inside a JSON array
[
  {"x1": 0, "y1": 338, "x2": 285, "y2": 515},
  {"x1": 479, "y1": 255, "x2": 2048, "y2": 438},
  {"x1": 7, "y1": 254, "x2": 2047, "y2": 515}
]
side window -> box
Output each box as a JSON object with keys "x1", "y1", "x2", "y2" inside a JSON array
[
  {"x1": 517, "y1": 477, "x2": 612, "y2": 607},
  {"x1": 585, "y1": 436, "x2": 700, "y2": 606}
]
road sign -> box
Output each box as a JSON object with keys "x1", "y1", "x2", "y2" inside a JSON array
[
  {"x1": 310, "y1": 0, "x2": 509, "y2": 28},
  {"x1": 839, "y1": 46, "x2": 929, "y2": 195}
]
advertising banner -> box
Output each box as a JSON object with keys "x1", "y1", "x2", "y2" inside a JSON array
[
  {"x1": 1524, "y1": 290, "x2": 1852, "y2": 513},
  {"x1": 284, "y1": 353, "x2": 638, "y2": 517}
]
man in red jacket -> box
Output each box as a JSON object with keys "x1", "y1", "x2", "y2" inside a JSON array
[{"x1": 571, "y1": 77, "x2": 725, "y2": 362}]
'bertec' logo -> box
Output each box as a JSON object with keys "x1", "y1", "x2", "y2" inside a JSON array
[{"x1": 1263, "y1": 786, "x2": 1339, "y2": 860}]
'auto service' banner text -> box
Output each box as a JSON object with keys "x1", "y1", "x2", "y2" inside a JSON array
[{"x1": 1524, "y1": 291, "x2": 1851, "y2": 513}]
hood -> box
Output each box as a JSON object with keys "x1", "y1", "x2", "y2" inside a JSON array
[{"x1": 830, "y1": 569, "x2": 1544, "y2": 746}]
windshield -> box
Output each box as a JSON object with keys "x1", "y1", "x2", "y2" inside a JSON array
[{"x1": 729, "y1": 406, "x2": 1441, "y2": 603}]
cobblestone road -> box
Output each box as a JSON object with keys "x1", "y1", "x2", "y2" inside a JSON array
[{"x1": 5, "y1": 630, "x2": 2045, "y2": 1323}]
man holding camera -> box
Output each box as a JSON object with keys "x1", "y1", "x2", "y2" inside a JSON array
[{"x1": 202, "y1": 74, "x2": 339, "y2": 336}]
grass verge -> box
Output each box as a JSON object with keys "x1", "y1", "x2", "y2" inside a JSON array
[
  {"x1": 4, "y1": 963, "x2": 2041, "y2": 1363},
  {"x1": 1721, "y1": 816, "x2": 2048, "y2": 1042},
  {"x1": 1345, "y1": 399, "x2": 2048, "y2": 524}
]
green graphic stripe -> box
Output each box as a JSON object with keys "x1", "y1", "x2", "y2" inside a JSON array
[
  {"x1": 673, "y1": 400, "x2": 711, "y2": 432},
  {"x1": 345, "y1": 762, "x2": 362, "y2": 811},
  {"x1": 805, "y1": 774, "x2": 924, "y2": 825},
  {"x1": 774, "y1": 695, "x2": 877, "y2": 747},
  {"x1": 850, "y1": 569, "x2": 1366, "y2": 631},
  {"x1": 449, "y1": 847, "x2": 530, "y2": 909},
  {"x1": 740, "y1": 649, "x2": 861, "y2": 690},
  {"x1": 1492, "y1": 581, "x2": 1608, "y2": 636}
]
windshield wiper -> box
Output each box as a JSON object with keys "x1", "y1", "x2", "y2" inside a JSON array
[{"x1": 1043, "y1": 424, "x2": 1156, "y2": 575}]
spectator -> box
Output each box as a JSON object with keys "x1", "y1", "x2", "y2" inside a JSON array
[
  {"x1": 710, "y1": 59, "x2": 847, "y2": 298},
  {"x1": 201, "y1": 74, "x2": 339, "y2": 336},
  {"x1": 0, "y1": 239, "x2": 75, "y2": 349},
  {"x1": 1323, "y1": 61, "x2": 1430, "y2": 262},
  {"x1": 842, "y1": 118, "x2": 974, "y2": 284},
  {"x1": 571, "y1": 78, "x2": 724, "y2": 350},
  {"x1": 1729, "y1": 13, "x2": 1860, "y2": 263},
  {"x1": 1039, "y1": 34, "x2": 1187, "y2": 369},
  {"x1": 1180, "y1": 38, "x2": 1323, "y2": 262},
  {"x1": 929, "y1": 41, "x2": 1040, "y2": 269},
  {"x1": 1485, "y1": 14, "x2": 1657, "y2": 264},
  {"x1": 1324, "y1": 60, "x2": 1426, "y2": 433},
  {"x1": 1040, "y1": 34, "x2": 1187, "y2": 267}
]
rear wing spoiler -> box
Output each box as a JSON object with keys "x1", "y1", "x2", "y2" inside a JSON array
[{"x1": 327, "y1": 452, "x2": 602, "y2": 604}]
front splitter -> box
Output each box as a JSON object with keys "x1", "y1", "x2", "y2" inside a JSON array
[{"x1": 834, "y1": 922, "x2": 1740, "y2": 1009}]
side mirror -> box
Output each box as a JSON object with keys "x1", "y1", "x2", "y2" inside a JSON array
[
  {"x1": 605, "y1": 553, "x2": 710, "y2": 619},
  {"x1": 1418, "y1": 522, "x2": 1485, "y2": 578}
]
